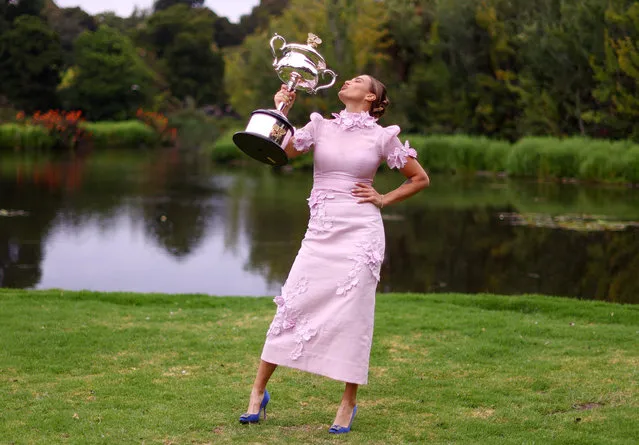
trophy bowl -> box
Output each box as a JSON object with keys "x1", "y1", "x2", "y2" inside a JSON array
[{"x1": 233, "y1": 33, "x2": 337, "y2": 166}]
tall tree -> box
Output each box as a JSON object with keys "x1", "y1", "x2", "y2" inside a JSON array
[
  {"x1": 152, "y1": 0, "x2": 204, "y2": 13},
  {"x1": 44, "y1": 6, "x2": 97, "y2": 66},
  {"x1": 137, "y1": 4, "x2": 225, "y2": 105},
  {"x1": 60, "y1": 26, "x2": 158, "y2": 120},
  {"x1": 0, "y1": 0, "x2": 44, "y2": 23},
  {"x1": 164, "y1": 32, "x2": 224, "y2": 104},
  {"x1": 0, "y1": 15, "x2": 62, "y2": 111},
  {"x1": 587, "y1": 2, "x2": 639, "y2": 139}
]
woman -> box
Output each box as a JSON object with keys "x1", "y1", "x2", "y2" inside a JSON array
[{"x1": 239, "y1": 74, "x2": 430, "y2": 433}]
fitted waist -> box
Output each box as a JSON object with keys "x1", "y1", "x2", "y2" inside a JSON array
[{"x1": 312, "y1": 173, "x2": 372, "y2": 194}]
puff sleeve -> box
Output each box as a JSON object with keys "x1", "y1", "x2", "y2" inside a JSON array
[
  {"x1": 381, "y1": 125, "x2": 417, "y2": 169},
  {"x1": 293, "y1": 112, "x2": 323, "y2": 153}
]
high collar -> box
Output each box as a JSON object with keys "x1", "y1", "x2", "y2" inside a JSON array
[{"x1": 330, "y1": 109, "x2": 377, "y2": 131}]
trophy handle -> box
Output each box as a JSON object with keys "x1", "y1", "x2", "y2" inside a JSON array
[
  {"x1": 312, "y1": 69, "x2": 337, "y2": 93},
  {"x1": 270, "y1": 34, "x2": 286, "y2": 61}
]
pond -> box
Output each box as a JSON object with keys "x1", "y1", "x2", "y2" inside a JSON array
[{"x1": 1, "y1": 148, "x2": 638, "y2": 304}]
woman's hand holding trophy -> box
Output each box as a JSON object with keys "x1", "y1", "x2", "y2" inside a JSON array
[{"x1": 274, "y1": 86, "x2": 297, "y2": 116}]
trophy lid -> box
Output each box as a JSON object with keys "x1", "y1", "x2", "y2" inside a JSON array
[{"x1": 279, "y1": 33, "x2": 327, "y2": 66}]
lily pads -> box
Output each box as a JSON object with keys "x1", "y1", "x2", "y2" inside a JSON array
[
  {"x1": 498, "y1": 212, "x2": 639, "y2": 232},
  {"x1": 0, "y1": 209, "x2": 29, "y2": 217}
]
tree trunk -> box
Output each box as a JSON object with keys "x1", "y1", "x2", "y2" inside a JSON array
[{"x1": 576, "y1": 89, "x2": 585, "y2": 136}]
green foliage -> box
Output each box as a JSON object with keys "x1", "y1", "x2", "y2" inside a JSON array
[
  {"x1": 165, "y1": 32, "x2": 225, "y2": 104},
  {"x1": 152, "y1": 0, "x2": 204, "y2": 13},
  {"x1": 0, "y1": 123, "x2": 55, "y2": 151},
  {"x1": 93, "y1": 10, "x2": 149, "y2": 37},
  {"x1": 137, "y1": 4, "x2": 225, "y2": 105},
  {"x1": 44, "y1": 6, "x2": 97, "y2": 66},
  {"x1": 0, "y1": 15, "x2": 63, "y2": 112},
  {"x1": 505, "y1": 137, "x2": 639, "y2": 182},
  {"x1": 60, "y1": 26, "x2": 158, "y2": 121},
  {"x1": 168, "y1": 100, "x2": 239, "y2": 149},
  {"x1": 586, "y1": 3, "x2": 639, "y2": 140},
  {"x1": 0, "y1": 0, "x2": 44, "y2": 23},
  {"x1": 4, "y1": 0, "x2": 639, "y2": 144},
  {"x1": 209, "y1": 126, "x2": 244, "y2": 163},
  {"x1": 81, "y1": 121, "x2": 159, "y2": 148}
]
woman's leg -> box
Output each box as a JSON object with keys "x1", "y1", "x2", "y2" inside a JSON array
[
  {"x1": 245, "y1": 360, "x2": 278, "y2": 413},
  {"x1": 332, "y1": 382, "x2": 358, "y2": 426}
]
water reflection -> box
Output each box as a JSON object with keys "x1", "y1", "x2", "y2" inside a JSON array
[{"x1": 1, "y1": 149, "x2": 638, "y2": 303}]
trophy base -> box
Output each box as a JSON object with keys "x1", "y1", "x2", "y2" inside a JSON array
[{"x1": 233, "y1": 131, "x2": 289, "y2": 167}]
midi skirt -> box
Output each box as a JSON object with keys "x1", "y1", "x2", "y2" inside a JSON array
[{"x1": 261, "y1": 175, "x2": 385, "y2": 384}]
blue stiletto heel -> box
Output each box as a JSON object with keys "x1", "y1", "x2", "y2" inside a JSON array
[
  {"x1": 239, "y1": 390, "x2": 270, "y2": 424},
  {"x1": 328, "y1": 405, "x2": 357, "y2": 434}
]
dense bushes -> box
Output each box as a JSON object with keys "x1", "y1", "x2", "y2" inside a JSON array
[
  {"x1": 0, "y1": 109, "x2": 177, "y2": 150},
  {"x1": 0, "y1": 120, "x2": 162, "y2": 150},
  {"x1": 412, "y1": 136, "x2": 639, "y2": 184},
  {"x1": 0, "y1": 124, "x2": 55, "y2": 150},
  {"x1": 82, "y1": 121, "x2": 159, "y2": 148}
]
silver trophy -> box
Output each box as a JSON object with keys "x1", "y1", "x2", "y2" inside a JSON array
[{"x1": 233, "y1": 33, "x2": 337, "y2": 166}]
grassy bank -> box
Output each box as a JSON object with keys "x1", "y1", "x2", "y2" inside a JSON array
[
  {"x1": 211, "y1": 130, "x2": 639, "y2": 184},
  {"x1": 82, "y1": 121, "x2": 159, "y2": 148},
  {"x1": 0, "y1": 121, "x2": 161, "y2": 151},
  {"x1": 0, "y1": 123, "x2": 56, "y2": 150},
  {"x1": 1, "y1": 289, "x2": 637, "y2": 444}
]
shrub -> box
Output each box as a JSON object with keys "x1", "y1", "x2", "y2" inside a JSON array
[
  {"x1": 210, "y1": 127, "x2": 244, "y2": 163},
  {"x1": 82, "y1": 121, "x2": 159, "y2": 148},
  {"x1": 0, "y1": 123, "x2": 55, "y2": 150}
]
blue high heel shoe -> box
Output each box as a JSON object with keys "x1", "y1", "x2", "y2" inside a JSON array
[
  {"x1": 328, "y1": 405, "x2": 357, "y2": 434},
  {"x1": 239, "y1": 390, "x2": 270, "y2": 424}
]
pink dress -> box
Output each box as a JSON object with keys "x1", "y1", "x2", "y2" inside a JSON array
[{"x1": 260, "y1": 110, "x2": 417, "y2": 384}]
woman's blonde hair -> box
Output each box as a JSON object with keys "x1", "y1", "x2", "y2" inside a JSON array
[{"x1": 367, "y1": 75, "x2": 390, "y2": 119}]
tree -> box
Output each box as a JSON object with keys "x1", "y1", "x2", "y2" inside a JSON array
[
  {"x1": 237, "y1": 0, "x2": 290, "y2": 37},
  {"x1": 213, "y1": 16, "x2": 245, "y2": 48},
  {"x1": 60, "y1": 26, "x2": 158, "y2": 120},
  {"x1": 586, "y1": 2, "x2": 639, "y2": 139},
  {"x1": 138, "y1": 4, "x2": 225, "y2": 105},
  {"x1": 471, "y1": 1, "x2": 521, "y2": 140},
  {"x1": 0, "y1": 0, "x2": 44, "y2": 23},
  {"x1": 165, "y1": 32, "x2": 224, "y2": 104},
  {"x1": 44, "y1": 6, "x2": 97, "y2": 66},
  {"x1": 0, "y1": 15, "x2": 63, "y2": 111},
  {"x1": 152, "y1": 0, "x2": 204, "y2": 13},
  {"x1": 95, "y1": 8, "x2": 149, "y2": 37}
]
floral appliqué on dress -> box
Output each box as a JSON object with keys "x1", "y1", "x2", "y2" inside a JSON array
[
  {"x1": 307, "y1": 189, "x2": 334, "y2": 234},
  {"x1": 336, "y1": 237, "x2": 384, "y2": 296},
  {"x1": 293, "y1": 127, "x2": 313, "y2": 153},
  {"x1": 330, "y1": 110, "x2": 377, "y2": 131},
  {"x1": 267, "y1": 277, "x2": 318, "y2": 360},
  {"x1": 387, "y1": 140, "x2": 417, "y2": 169}
]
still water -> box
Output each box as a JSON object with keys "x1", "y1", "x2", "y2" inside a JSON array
[{"x1": 1, "y1": 148, "x2": 638, "y2": 303}]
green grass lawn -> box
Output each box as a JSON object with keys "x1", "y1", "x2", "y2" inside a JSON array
[{"x1": 1, "y1": 289, "x2": 637, "y2": 444}]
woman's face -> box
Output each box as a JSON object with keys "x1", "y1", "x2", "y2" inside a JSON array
[{"x1": 338, "y1": 75, "x2": 375, "y2": 105}]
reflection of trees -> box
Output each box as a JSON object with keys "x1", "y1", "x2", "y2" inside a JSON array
[
  {"x1": 231, "y1": 168, "x2": 313, "y2": 285},
  {"x1": 0, "y1": 177, "x2": 60, "y2": 288},
  {"x1": 0, "y1": 149, "x2": 224, "y2": 293},
  {"x1": 382, "y1": 205, "x2": 639, "y2": 304},
  {"x1": 238, "y1": 171, "x2": 639, "y2": 304},
  {"x1": 141, "y1": 195, "x2": 215, "y2": 258},
  {"x1": 139, "y1": 149, "x2": 222, "y2": 258}
]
